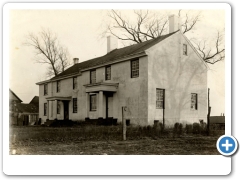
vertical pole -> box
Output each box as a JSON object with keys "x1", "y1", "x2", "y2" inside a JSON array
[
  {"x1": 122, "y1": 106, "x2": 126, "y2": 141},
  {"x1": 207, "y1": 88, "x2": 211, "y2": 136},
  {"x1": 163, "y1": 89, "x2": 165, "y2": 129}
]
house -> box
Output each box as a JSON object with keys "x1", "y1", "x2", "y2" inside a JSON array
[
  {"x1": 9, "y1": 89, "x2": 23, "y2": 125},
  {"x1": 9, "y1": 89, "x2": 39, "y2": 126},
  {"x1": 210, "y1": 115, "x2": 225, "y2": 129},
  {"x1": 36, "y1": 15, "x2": 208, "y2": 127}
]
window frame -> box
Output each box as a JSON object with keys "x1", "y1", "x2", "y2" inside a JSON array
[
  {"x1": 156, "y1": 88, "x2": 165, "y2": 109},
  {"x1": 56, "y1": 80, "x2": 60, "y2": 93},
  {"x1": 105, "y1": 65, "x2": 111, "y2": 80},
  {"x1": 183, "y1": 44, "x2": 188, "y2": 56},
  {"x1": 90, "y1": 69, "x2": 96, "y2": 84},
  {"x1": 90, "y1": 94, "x2": 97, "y2": 111},
  {"x1": 44, "y1": 84, "x2": 48, "y2": 95},
  {"x1": 131, "y1": 59, "x2": 139, "y2": 78},
  {"x1": 44, "y1": 103, "x2": 47, "y2": 116},
  {"x1": 191, "y1": 93, "x2": 198, "y2": 110},
  {"x1": 73, "y1": 77, "x2": 77, "y2": 89},
  {"x1": 73, "y1": 98, "x2": 78, "y2": 113}
]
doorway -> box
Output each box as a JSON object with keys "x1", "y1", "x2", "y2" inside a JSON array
[
  {"x1": 63, "y1": 101, "x2": 69, "y2": 120},
  {"x1": 106, "y1": 93, "x2": 113, "y2": 118}
]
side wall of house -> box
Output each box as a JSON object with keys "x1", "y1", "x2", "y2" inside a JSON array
[{"x1": 147, "y1": 32, "x2": 208, "y2": 127}]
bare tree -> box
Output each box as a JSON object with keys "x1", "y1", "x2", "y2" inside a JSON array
[
  {"x1": 24, "y1": 28, "x2": 70, "y2": 77},
  {"x1": 104, "y1": 10, "x2": 224, "y2": 64}
]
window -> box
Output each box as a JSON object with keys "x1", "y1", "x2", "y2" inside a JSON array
[
  {"x1": 56, "y1": 81, "x2": 60, "y2": 92},
  {"x1": 73, "y1": 77, "x2": 77, "y2": 89},
  {"x1": 183, "y1": 44, "x2": 187, "y2": 55},
  {"x1": 90, "y1": 95, "x2": 97, "y2": 111},
  {"x1": 90, "y1": 70, "x2": 96, "y2": 84},
  {"x1": 156, "y1": 89, "x2": 165, "y2": 109},
  {"x1": 105, "y1": 66, "x2": 111, "y2": 80},
  {"x1": 191, "y1": 93, "x2": 198, "y2": 110},
  {"x1": 44, "y1": 84, "x2": 48, "y2": 95},
  {"x1": 131, "y1": 59, "x2": 139, "y2": 78},
  {"x1": 44, "y1": 103, "x2": 47, "y2": 116},
  {"x1": 57, "y1": 101, "x2": 60, "y2": 114},
  {"x1": 73, "y1": 98, "x2": 78, "y2": 113}
]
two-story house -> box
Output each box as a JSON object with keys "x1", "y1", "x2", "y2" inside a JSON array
[{"x1": 36, "y1": 15, "x2": 208, "y2": 127}]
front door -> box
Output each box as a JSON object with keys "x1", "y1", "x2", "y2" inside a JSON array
[
  {"x1": 63, "y1": 101, "x2": 69, "y2": 120},
  {"x1": 106, "y1": 94, "x2": 113, "y2": 118}
]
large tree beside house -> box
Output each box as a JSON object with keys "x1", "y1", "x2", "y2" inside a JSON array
[
  {"x1": 36, "y1": 15, "x2": 208, "y2": 127},
  {"x1": 104, "y1": 10, "x2": 225, "y2": 65}
]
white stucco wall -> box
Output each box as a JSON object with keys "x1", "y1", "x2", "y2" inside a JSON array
[{"x1": 146, "y1": 32, "x2": 208, "y2": 127}]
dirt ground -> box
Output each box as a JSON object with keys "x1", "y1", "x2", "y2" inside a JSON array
[{"x1": 9, "y1": 126, "x2": 223, "y2": 155}]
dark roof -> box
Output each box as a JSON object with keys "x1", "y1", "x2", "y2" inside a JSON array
[
  {"x1": 51, "y1": 31, "x2": 178, "y2": 81},
  {"x1": 210, "y1": 116, "x2": 225, "y2": 124},
  {"x1": 9, "y1": 89, "x2": 22, "y2": 102},
  {"x1": 16, "y1": 103, "x2": 38, "y2": 113},
  {"x1": 29, "y1": 96, "x2": 39, "y2": 107}
]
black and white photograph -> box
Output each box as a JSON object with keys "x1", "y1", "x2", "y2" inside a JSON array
[{"x1": 3, "y1": 2, "x2": 233, "y2": 176}]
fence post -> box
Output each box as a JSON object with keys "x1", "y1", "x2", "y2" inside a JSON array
[{"x1": 122, "y1": 106, "x2": 127, "y2": 141}]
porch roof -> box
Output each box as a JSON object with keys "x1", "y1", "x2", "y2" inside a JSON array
[
  {"x1": 84, "y1": 82, "x2": 119, "y2": 93},
  {"x1": 46, "y1": 96, "x2": 72, "y2": 101}
]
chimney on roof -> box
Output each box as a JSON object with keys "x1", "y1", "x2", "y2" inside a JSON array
[
  {"x1": 107, "y1": 36, "x2": 118, "y2": 53},
  {"x1": 168, "y1": 14, "x2": 181, "y2": 33},
  {"x1": 73, "y1": 58, "x2": 79, "y2": 65}
]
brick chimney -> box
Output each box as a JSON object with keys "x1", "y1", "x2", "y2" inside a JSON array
[
  {"x1": 168, "y1": 15, "x2": 181, "y2": 33},
  {"x1": 73, "y1": 58, "x2": 79, "y2": 65},
  {"x1": 107, "y1": 36, "x2": 118, "y2": 53}
]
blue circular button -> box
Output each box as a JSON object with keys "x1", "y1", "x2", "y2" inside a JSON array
[{"x1": 217, "y1": 135, "x2": 238, "y2": 156}]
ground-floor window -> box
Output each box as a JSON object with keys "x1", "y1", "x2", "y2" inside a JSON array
[
  {"x1": 90, "y1": 95, "x2": 97, "y2": 111},
  {"x1": 156, "y1": 88, "x2": 164, "y2": 109},
  {"x1": 191, "y1": 93, "x2": 198, "y2": 110},
  {"x1": 44, "y1": 103, "x2": 47, "y2": 116},
  {"x1": 73, "y1": 98, "x2": 77, "y2": 113},
  {"x1": 57, "y1": 101, "x2": 60, "y2": 114}
]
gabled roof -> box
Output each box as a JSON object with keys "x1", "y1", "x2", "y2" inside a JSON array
[
  {"x1": 16, "y1": 103, "x2": 38, "y2": 113},
  {"x1": 51, "y1": 31, "x2": 178, "y2": 81},
  {"x1": 9, "y1": 89, "x2": 22, "y2": 102},
  {"x1": 29, "y1": 96, "x2": 39, "y2": 107}
]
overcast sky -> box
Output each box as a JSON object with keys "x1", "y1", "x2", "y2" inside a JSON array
[{"x1": 9, "y1": 8, "x2": 225, "y2": 116}]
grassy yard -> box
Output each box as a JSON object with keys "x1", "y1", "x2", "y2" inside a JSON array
[{"x1": 9, "y1": 125, "x2": 224, "y2": 155}]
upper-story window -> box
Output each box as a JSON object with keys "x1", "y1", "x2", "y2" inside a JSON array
[
  {"x1": 191, "y1": 93, "x2": 198, "y2": 110},
  {"x1": 56, "y1": 81, "x2": 61, "y2": 93},
  {"x1": 90, "y1": 69, "x2": 96, "y2": 84},
  {"x1": 183, "y1": 44, "x2": 188, "y2": 55},
  {"x1": 105, "y1": 66, "x2": 111, "y2": 80},
  {"x1": 156, "y1": 88, "x2": 165, "y2": 109},
  {"x1": 73, "y1": 77, "x2": 77, "y2": 89},
  {"x1": 131, "y1": 59, "x2": 139, "y2": 78},
  {"x1": 44, "y1": 84, "x2": 48, "y2": 95}
]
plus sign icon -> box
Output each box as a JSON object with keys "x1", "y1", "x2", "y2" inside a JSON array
[{"x1": 217, "y1": 135, "x2": 238, "y2": 156}]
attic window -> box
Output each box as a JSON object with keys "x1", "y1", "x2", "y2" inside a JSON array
[{"x1": 183, "y1": 44, "x2": 187, "y2": 55}]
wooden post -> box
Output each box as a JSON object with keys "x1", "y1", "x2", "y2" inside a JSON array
[
  {"x1": 207, "y1": 88, "x2": 211, "y2": 136},
  {"x1": 122, "y1": 106, "x2": 126, "y2": 141}
]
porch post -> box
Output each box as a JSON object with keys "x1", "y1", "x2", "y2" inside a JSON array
[
  {"x1": 98, "y1": 91, "x2": 103, "y2": 118},
  {"x1": 86, "y1": 93, "x2": 89, "y2": 118},
  {"x1": 54, "y1": 100, "x2": 58, "y2": 119},
  {"x1": 47, "y1": 100, "x2": 49, "y2": 119}
]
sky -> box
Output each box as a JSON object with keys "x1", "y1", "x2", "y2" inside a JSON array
[{"x1": 9, "y1": 8, "x2": 225, "y2": 116}]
